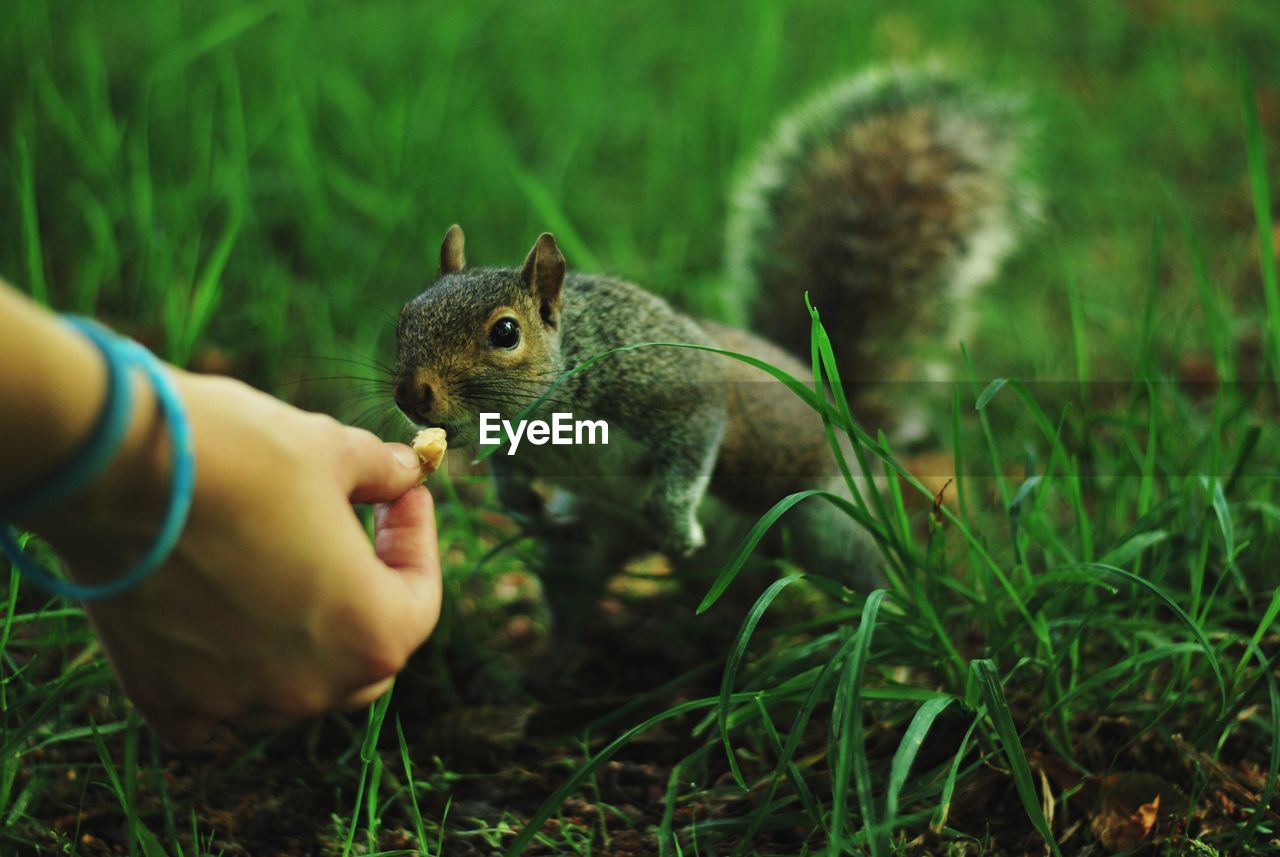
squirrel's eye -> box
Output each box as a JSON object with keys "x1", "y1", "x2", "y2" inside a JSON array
[{"x1": 488, "y1": 317, "x2": 520, "y2": 349}]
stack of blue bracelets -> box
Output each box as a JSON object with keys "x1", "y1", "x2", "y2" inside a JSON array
[{"x1": 0, "y1": 317, "x2": 196, "y2": 601}]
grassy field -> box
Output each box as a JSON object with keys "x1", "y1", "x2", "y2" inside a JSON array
[{"x1": 3, "y1": 0, "x2": 1280, "y2": 854}]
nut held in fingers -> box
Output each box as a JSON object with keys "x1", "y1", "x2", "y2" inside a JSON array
[{"x1": 411, "y1": 428, "x2": 448, "y2": 479}]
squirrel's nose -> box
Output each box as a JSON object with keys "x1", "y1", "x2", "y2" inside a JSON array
[{"x1": 394, "y1": 377, "x2": 435, "y2": 423}]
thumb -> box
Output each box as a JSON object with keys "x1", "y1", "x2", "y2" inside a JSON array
[{"x1": 343, "y1": 428, "x2": 424, "y2": 503}]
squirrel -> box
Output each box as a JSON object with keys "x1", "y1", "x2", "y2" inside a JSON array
[{"x1": 393, "y1": 67, "x2": 1035, "y2": 604}]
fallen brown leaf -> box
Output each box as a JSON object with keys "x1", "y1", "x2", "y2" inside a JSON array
[{"x1": 1090, "y1": 773, "x2": 1186, "y2": 852}]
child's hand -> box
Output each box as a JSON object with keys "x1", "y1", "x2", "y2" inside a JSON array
[{"x1": 32, "y1": 371, "x2": 441, "y2": 748}]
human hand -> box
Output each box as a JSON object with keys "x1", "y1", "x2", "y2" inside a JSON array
[{"x1": 28, "y1": 370, "x2": 441, "y2": 748}]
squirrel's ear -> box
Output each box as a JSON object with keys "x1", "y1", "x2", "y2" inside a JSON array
[
  {"x1": 520, "y1": 232, "x2": 565, "y2": 324},
  {"x1": 439, "y1": 224, "x2": 466, "y2": 274}
]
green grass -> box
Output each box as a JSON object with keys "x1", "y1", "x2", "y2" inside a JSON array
[{"x1": 3, "y1": 0, "x2": 1280, "y2": 854}]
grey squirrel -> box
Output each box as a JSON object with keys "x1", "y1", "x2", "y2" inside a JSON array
[{"x1": 393, "y1": 67, "x2": 1035, "y2": 594}]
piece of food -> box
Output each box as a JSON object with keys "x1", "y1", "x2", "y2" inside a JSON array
[{"x1": 411, "y1": 427, "x2": 448, "y2": 478}]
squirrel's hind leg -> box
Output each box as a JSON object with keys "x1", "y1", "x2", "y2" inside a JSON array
[{"x1": 773, "y1": 478, "x2": 885, "y2": 592}]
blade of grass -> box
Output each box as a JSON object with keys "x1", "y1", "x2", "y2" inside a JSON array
[
  {"x1": 507, "y1": 164, "x2": 601, "y2": 272},
  {"x1": 700, "y1": 493, "x2": 820, "y2": 615},
  {"x1": 1238, "y1": 641, "x2": 1279, "y2": 842},
  {"x1": 809, "y1": 296, "x2": 867, "y2": 519},
  {"x1": 930, "y1": 716, "x2": 980, "y2": 833},
  {"x1": 89, "y1": 716, "x2": 165, "y2": 857},
  {"x1": 1040, "y1": 642, "x2": 1201, "y2": 721},
  {"x1": 123, "y1": 712, "x2": 141, "y2": 856},
  {"x1": 659, "y1": 747, "x2": 710, "y2": 857},
  {"x1": 878, "y1": 429, "x2": 914, "y2": 559},
  {"x1": 14, "y1": 133, "x2": 49, "y2": 305},
  {"x1": 1008, "y1": 474, "x2": 1042, "y2": 570},
  {"x1": 1228, "y1": 587, "x2": 1280, "y2": 694},
  {"x1": 506, "y1": 696, "x2": 731, "y2": 856},
  {"x1": 147, "y1": 2, "x2": 278, "y2": 82},
  {"x1": 1065, "y1": 270, "x2": 1088, "y2": 399},
  {"x1": 882, "y1": 696, "x2": 955, "y2": 842},
  {"x1": 698, "y1": 489, "x2": 884, "y2": 613},
  {"x1": 1059, "y1": 563, "x2": 1226, "y2": 710},
  {"x1": 1239, "y1": 57, "x2": 1280, "y2": 385},
  {"x1": 1097, "y1": 530, "x2": 1169, "y2": 567},
  {"x1": 971, "y1": 659, "x2": 1062, "y2": 857},
  {"x1": 0, "y1": 664, "x2": 110, "y2": 764},
  {"x1": 808, "y1": 298, "x2": 901, "y2": 563},
  {"x1": 148, "y1": 731, "x2": 179, "y2": 848},
  {"x1": 964, "y1": 348, "x2": 1011, "y2": 509},
  {"x1": 1172, "y1": 198, "x2": 1234, "y2": 380},
  {"x1": 342, "y1": 683, "x2": 395, "y2": 857},
  {"x1": 734, "y1": 624, "x2": 880, "y2": 851},
  {"x1": 752, "y1": 694, "x2": 825, "y2": 832},
  {"x1": 718, "y1": 574, "x2": 806, "y2": 790},
  {"x1": 1138, "y1": 381, "x2": 1158, "y2": 520},
  {"x1": 1139, "y1": 220, "x2": 1164, "y2": 379},
  {"x1": 951, "y1": 388, "x2": 970, "y2": 522},
  {"x1": 829, "y1": 590, "x2": 885, "y2": 857},
  {"x1": 975, "y1": 378, "x2": 1007, "y2": 410},
  {"x1": 395, "y1": 716, "x2": 429, "y2": 855},
  {"x1": 175, "y1": 203, "x2": 243, "y2": 366},
  {"x1": 1207, "y1": 477, "x2": 1249, "y2": 604},
  {"x1": 1225, "y1": 424, "x2": 1261, "y2": 494}
]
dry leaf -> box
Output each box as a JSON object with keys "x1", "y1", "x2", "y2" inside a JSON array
[{"x1": 1089, "y1": 773, "x2": 1185, "y2": 852}]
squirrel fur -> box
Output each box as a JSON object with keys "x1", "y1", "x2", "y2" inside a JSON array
[
  {"x1": 729, "y1": 67, "x2": 1036, "y2": 397},
  {"x1": 394, "y1": 67, "x2": 1034, "y2": 597}
]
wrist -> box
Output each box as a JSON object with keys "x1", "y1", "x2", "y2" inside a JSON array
[
  {"x1": 0, "y1": 288, "x2": 197, "y2": 600},
  {"x1": 24, "y1": 365, "x2": 175, "y2": 582},
  {"x1": 0, "y1": 306, "x2": 112, "y2": 502}
]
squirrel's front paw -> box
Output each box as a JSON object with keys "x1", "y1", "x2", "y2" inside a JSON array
[
  {"x1": 647, "y1": 483, "x2": 710, "y2": 558},
  {"x1": 653, "y1": 516, "x2": 706, "y2": 558}
]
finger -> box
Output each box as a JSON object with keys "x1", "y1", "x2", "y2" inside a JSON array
[
  {"x1": 336, "y1": 677, "x2": 396, "y2": 712},
  {"x1": 370, "y1": 486, "x2": 443, "y2": 649},
  {"x1": 340, "y1": 427, "x2": 423, "y2": 503},
  {"x1": 147, "y1": 714, "x2": 217, "y2": 750},
  {"x1": 374, "y1": 486, "x2": 439, "y2": 573}
]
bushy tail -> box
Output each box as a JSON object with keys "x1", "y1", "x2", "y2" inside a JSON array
[{"x1": 726, "y1": 66, "x2": 1037, "y2": 408}]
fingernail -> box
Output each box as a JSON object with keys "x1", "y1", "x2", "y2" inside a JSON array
[{"x1": 391, "y1": 444, "x2": 421, "y2": 470}]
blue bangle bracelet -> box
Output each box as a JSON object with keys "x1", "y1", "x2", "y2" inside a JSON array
[
  {"x1": 0, "y1": 318, "x2": 136, "y2": 521},
  {"x1": 0, "y1": 318, "x2": 196, "y2": 601}
]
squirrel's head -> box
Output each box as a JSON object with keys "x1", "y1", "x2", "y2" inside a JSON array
[{"x1": 394, "y1": 225, "x2": 566, "y2": 446}]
